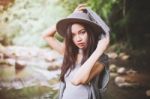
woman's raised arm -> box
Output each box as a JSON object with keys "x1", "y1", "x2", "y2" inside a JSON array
[{"x1": 42, "y1": 24, "x2": 65, "y2": 55}]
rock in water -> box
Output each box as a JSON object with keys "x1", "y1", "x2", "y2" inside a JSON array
[
  {"x1": 109, "y1": 64, "x2": 117, "y2": 72},
  {"x1": 115, "y1": 76, "x2": 126, "y2": 84},
  {"x1": 107, "y1": 52, "x2": 118, "y2": 59},
  {"x1": 117, "y1": 67, "x2": 126, "y2": 74}
]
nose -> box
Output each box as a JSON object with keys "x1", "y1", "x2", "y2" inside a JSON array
[{"x1": 76, "y1": 35, "x2": 82, "y2": 42}]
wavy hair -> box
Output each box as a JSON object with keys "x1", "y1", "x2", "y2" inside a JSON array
[{"x1": 60, "y1": 22, "x2": 101, "y2": 82}]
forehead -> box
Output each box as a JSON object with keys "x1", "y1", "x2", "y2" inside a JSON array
[{"x1": 71, "y1": 23, "x2": 85, "y2": 33}]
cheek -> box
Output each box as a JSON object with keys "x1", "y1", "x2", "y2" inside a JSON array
[{"x1": 84, "y1": 34, "x2": 88, "y2": 42}]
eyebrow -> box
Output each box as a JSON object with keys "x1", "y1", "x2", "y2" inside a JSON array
[{"x1": 72, "y1": 28, "x2": 85, "y2": 34}]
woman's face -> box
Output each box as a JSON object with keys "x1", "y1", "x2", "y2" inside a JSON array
[{"x1": 71, "y1": 23, "x2": 88, "y2": 49}]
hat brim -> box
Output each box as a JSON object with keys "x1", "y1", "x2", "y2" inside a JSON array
[{"x1": 56, "y1": 18, "x2": 105, "y2": 37}]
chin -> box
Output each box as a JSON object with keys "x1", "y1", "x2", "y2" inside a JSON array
[{"x1": 78, "y1": 46, "x2": 86, "y2": 49}]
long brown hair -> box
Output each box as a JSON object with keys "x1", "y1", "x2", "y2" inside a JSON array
[{"x1": 60, "y1": 22, "x2": 101, "y2": 82}]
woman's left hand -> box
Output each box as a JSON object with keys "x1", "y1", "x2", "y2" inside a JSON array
[
  {"x1": 96, "y1": 36, "x2": 109, "y2": 52},
  {"x1": 74, "y1": 4, "x2": 87, "y2": 12}
]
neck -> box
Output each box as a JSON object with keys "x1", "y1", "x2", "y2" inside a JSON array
[
  {"x1": 78, "y1": 49, "x2": 83, "y2": 55},
  {"x1": 77, "y1": 49, "x2": 83, "y2": 65}
]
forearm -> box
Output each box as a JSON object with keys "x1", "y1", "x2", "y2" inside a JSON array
[
  {"x1": 71, "y1": 48, "x2": 103, "y2": 85},
  {"x1": 42, "y1": 24, "x2": 56, "y2": 39},
  {"x1": 42, "y1": 24, "x2": 65, "y2": 54}
]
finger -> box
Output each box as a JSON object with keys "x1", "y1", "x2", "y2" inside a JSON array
[
  {"x1": 78, "y1": 6, "x2": 86, "y2": 10},
  {"x1": 74, "y1": 7, "x2": 86, "y2": 12},
  {"x1": 77, "y1": 3, "x2": 87, "y2": 8},
  {"x1": 74, "y1": 4, "x2": 87, "y2": 12}
]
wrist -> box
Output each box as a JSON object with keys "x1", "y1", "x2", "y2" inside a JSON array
[
  {"x1": 92, "y1": 48, "x2": 103, "y2": 60},
  {"x1": 94, "y1": 46, "x2": 105, "y2": 58}
]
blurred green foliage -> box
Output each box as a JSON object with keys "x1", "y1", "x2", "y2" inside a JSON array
[
  {"x1": 0, "y1": 0, "x2": 149, "y2": 50},
  {"x1": 58, "y1": 0, "x2": 118, "y2": 21},
  {"x1": 0, "y1": 0, "x2": 67, "y2": 47}
]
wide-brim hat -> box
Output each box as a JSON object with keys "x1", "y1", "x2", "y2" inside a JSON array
[{"x1": 56, "y1": 11, "x2": 105, "y2": 37}]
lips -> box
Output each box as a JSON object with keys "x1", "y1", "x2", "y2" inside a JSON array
[
  {"x1": 76, "y1": 42, "x2": 85, "y2": 47},
  {"x1": 78, "y1": 42, "x2": 84, "y2": 45}
]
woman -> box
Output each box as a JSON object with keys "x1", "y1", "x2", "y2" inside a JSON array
[{"x1": 43, "y1": 4, "x2": 110, "y2": 99}]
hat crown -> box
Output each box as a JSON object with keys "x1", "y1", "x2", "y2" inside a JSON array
[{"x1": 67, "y1": 11, "x2": 92, "y2": 22}]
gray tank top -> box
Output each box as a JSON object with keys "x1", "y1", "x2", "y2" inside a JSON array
[{"x1": 62, "y1": 64, "x2": 91, "y2": 99}]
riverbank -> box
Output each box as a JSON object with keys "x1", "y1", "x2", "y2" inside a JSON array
[{"x1": 0, "y1": 45, "x2": 150, "y2": 99}]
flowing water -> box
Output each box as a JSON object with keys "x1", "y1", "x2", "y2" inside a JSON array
[{"x1": 0, "y1": 46, "x2": 63, "y2": 99}]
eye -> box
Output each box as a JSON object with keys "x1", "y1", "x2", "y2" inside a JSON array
[{"x1": 80, "y1": 29, "x2": 87, "y2": 34}]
